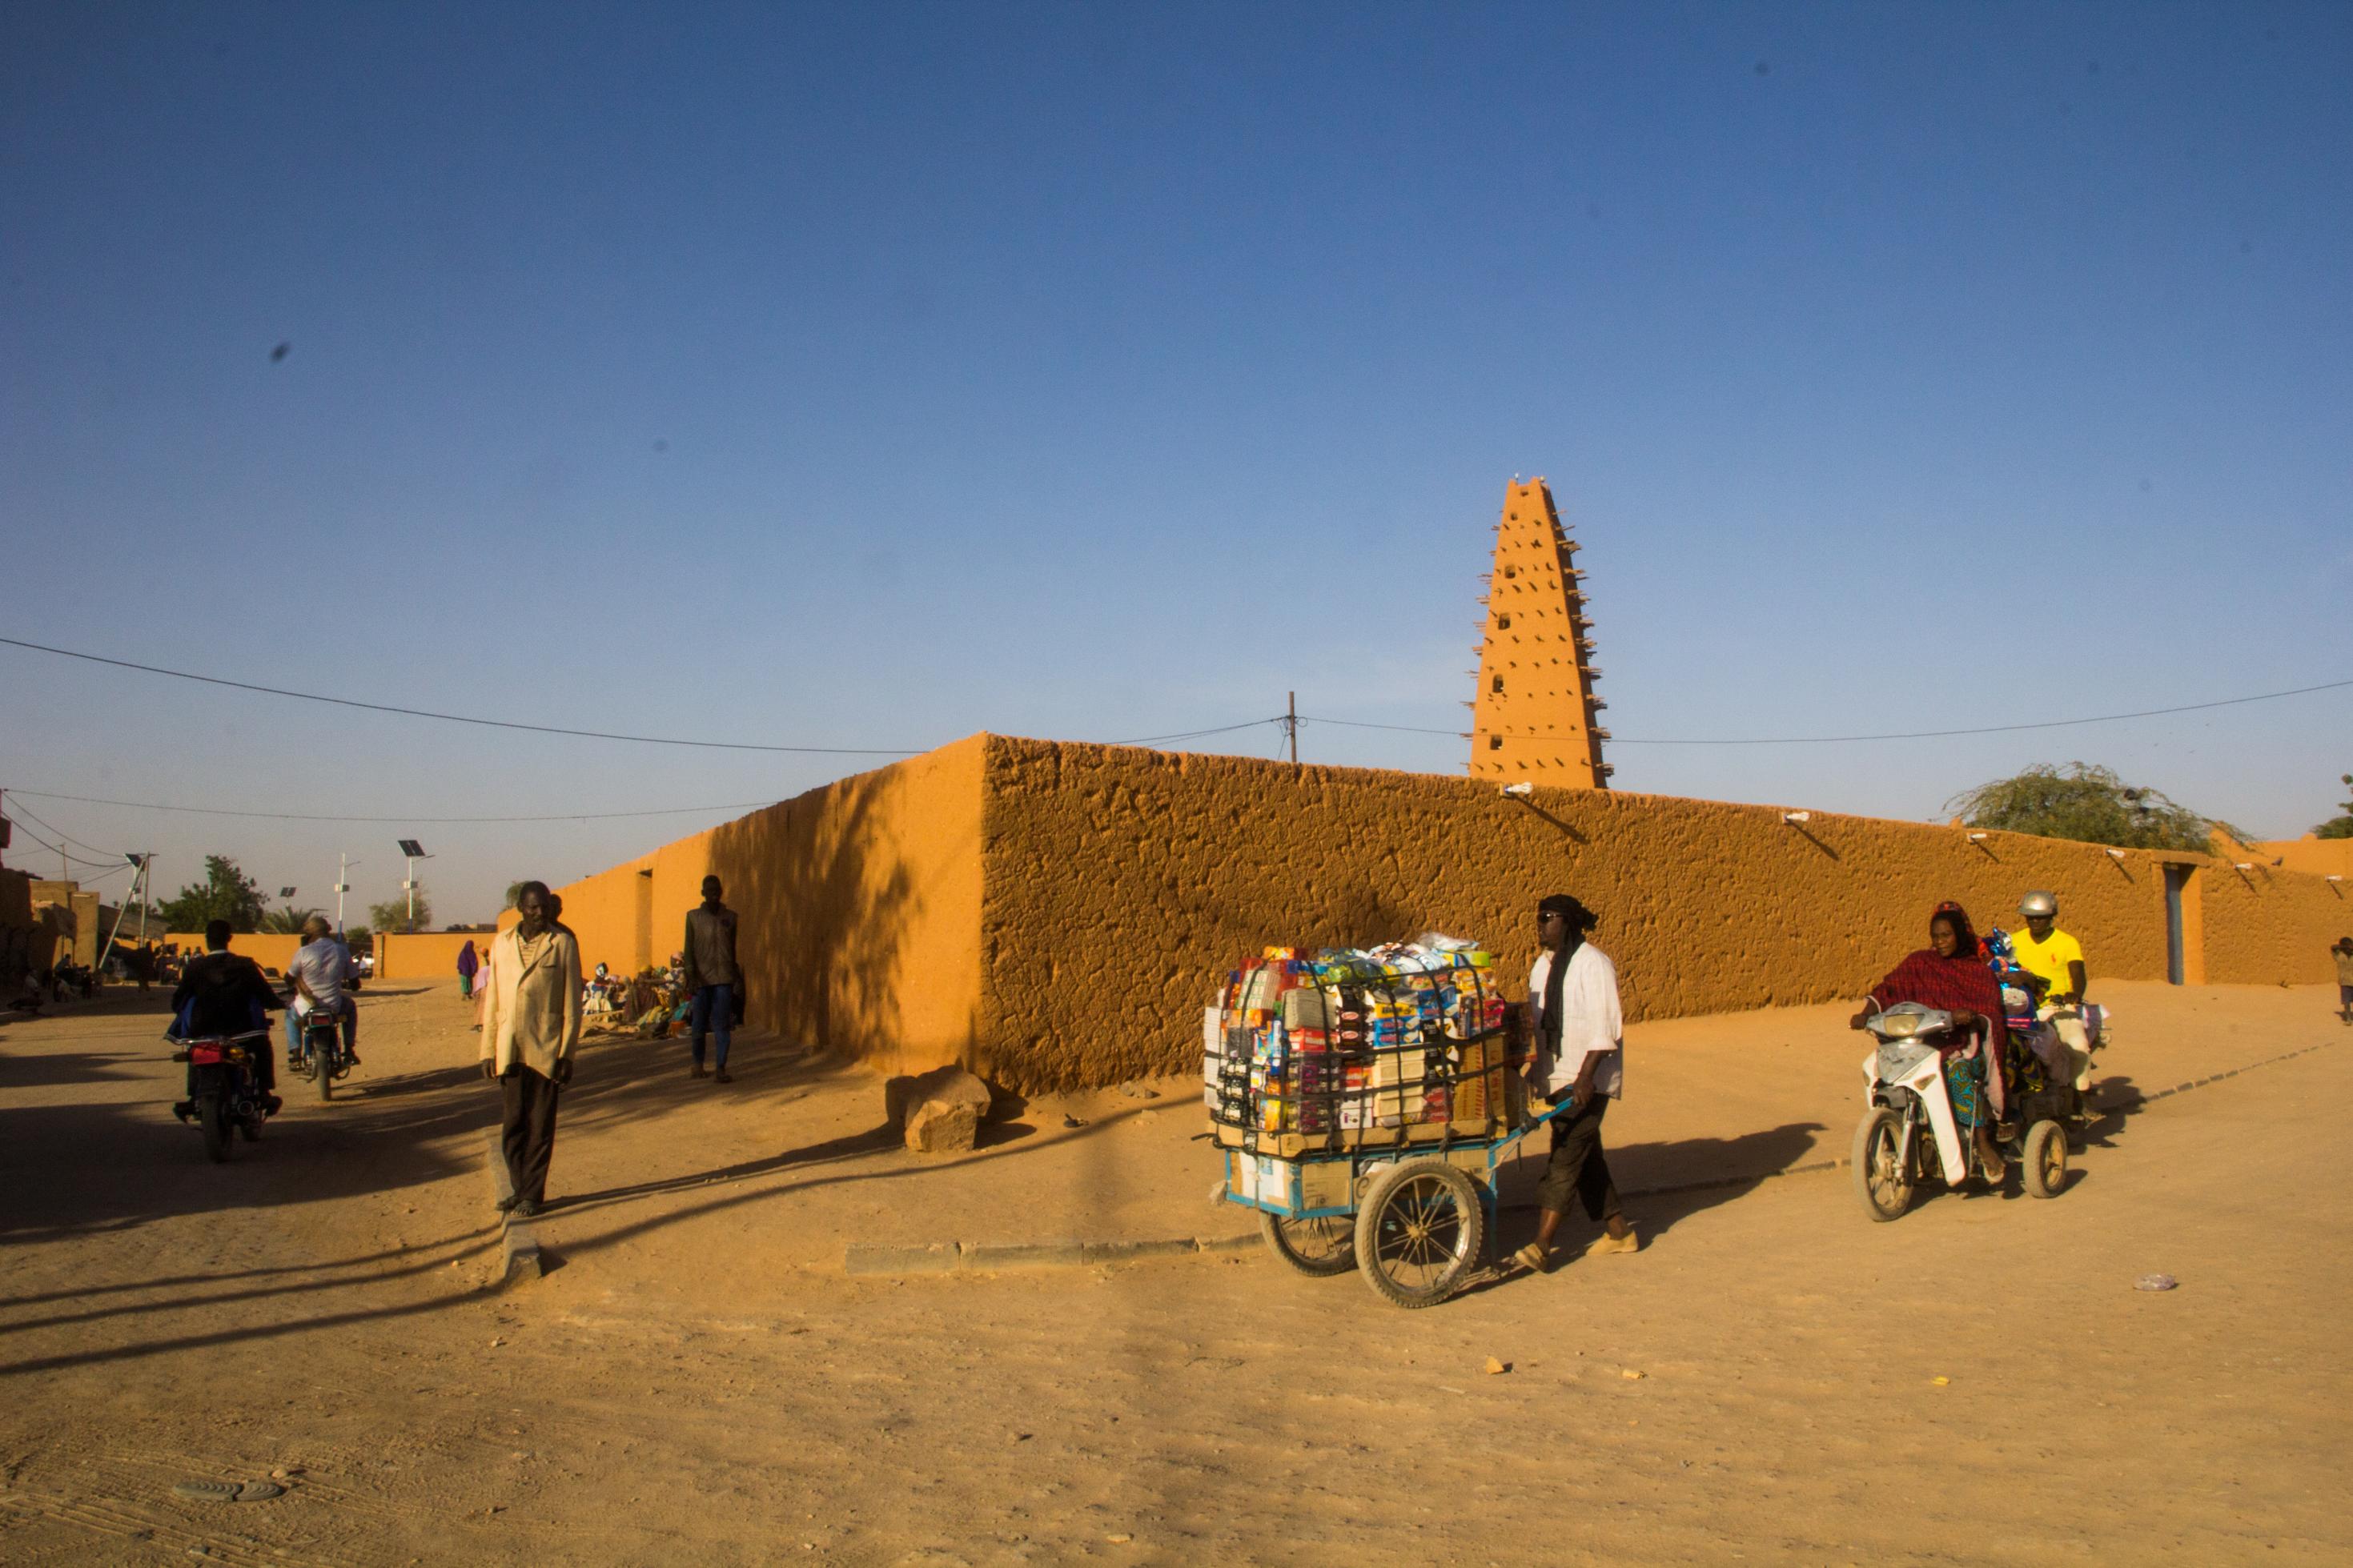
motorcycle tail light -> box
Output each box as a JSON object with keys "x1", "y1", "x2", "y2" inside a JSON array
[{"x1": 187, "y1": 1044, "x2": 225, "y2": 1065}]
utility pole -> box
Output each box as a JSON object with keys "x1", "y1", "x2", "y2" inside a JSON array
[
  {"x1": 1286, "y1": 691, "x2": 1299, "y2": 766},
  {"x1": 334, "y1": 853, "x2": 360, "y2": 936}
]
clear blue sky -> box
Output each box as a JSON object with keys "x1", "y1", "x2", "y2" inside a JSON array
[{"x1": 4, "y1": 2, "x2": 2347, "y2": 924}]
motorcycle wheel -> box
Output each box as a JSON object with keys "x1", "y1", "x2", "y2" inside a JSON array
[
  {"x1": 2022, "y1": 1119, "x2": 2067, "y2": 1198},
  {"x1": 1852, "y1": 1106, "x2": 1913, "y2": 1222},
  {"x1": 198, "y1": 1095, "x2": 233, "y2": 1163},
  {"x1": 315, "y1": 1049, "x2": 335, "y2": 1102}
]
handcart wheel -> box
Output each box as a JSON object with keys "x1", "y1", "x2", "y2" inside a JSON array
[
  {"x1": 2022, "y1": 1119, "x2": 2067, "y2": 1199},
  {"x1": 1353, "y1": 1158, "x2": 1484, "y2": 1309},
  {"x1": 1258, "y1": 1212, "x2": 1357, "y2": 1277}
]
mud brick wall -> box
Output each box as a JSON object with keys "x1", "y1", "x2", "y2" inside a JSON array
[
  {"x1": 2200, "y1": 864, "x2": 2349, "y2": 985},
  {"x1": 974, "y1": 737, "x2": 2273, "y2": 1092},
  {"x1": 540, "y1": 736, "x2": 988, "y2": 1078}
]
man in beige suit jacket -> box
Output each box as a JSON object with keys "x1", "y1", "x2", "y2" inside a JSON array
[{"x1": 480, "y1": 881, "x2": 583, "y2": 1216}]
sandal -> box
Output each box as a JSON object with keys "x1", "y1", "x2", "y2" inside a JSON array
[{"x1": 1513, "y1": 1242, "x2": 1551, "y2": 1275}]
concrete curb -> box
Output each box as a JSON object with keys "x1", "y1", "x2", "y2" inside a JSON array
[
  {"x1": 845, "y1": 1234, "x2": 1256, "y2": 1277},
  {"x1": 484, "y1": 1129, "x2": 543, "y2": 1287},
  {"x1": 840, "y1": 1038, "x2": 2339, "y2": 1280}
]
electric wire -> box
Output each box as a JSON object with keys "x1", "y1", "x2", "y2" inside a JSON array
[
  {"x1": 0, "y1": 636, "x2": 924, "y2": 756},
  {"x1": 1299, "y1": 676, "x2": 2353, "y2": 746},
  {"x1": 4, "y1": 789, "x2": 785, "y2": 826},
  {"x1": 3, "y1": 796, "x2": 124, "y2": 858},
  {"x1": 6, "y1": 817, "x2": 125, "y2": 872}
]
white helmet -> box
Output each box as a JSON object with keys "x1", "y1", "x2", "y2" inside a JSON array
[{"x1": 2019, "y1": 890, "x2": 2058, "y2": 919}]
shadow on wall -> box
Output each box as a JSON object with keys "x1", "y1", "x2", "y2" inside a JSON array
[{"x1": 705, "y1": 772, "x2": 923, "y2": 1073}]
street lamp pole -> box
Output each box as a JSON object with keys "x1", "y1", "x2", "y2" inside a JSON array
[
  {"x1": 397, "y1": 840, "x2": 432, "y2": 932},
  {"x1": 335, "y1": 853, "x2": 360, "y2": 936}
]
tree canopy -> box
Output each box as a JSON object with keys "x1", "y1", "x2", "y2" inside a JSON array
[
  {"x1": 2314, "y1": 774, "x2": 2353, "y2": 840},
  {"x1": 367, "y1": 886, "x2": 432, "y2": 933},
  {"x1": 155, "y1": 856, "x2": 270, "y2": 932},
  {"x1": 1946, "y1": 763, "x2": 2236, "y2": 853},
  {"x1": 258, "y1": 904, "x2": 323, "y2": 934}
]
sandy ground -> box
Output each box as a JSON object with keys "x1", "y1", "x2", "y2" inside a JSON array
[{"x1": 1, "y1": 976, "x2": 2347, "y2": 1564}]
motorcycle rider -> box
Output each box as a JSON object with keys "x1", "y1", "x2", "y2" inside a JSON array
[
  {"x1": 287, "y1": 914, "x2": 362, "y2": 1069},
  {"x1": 2010, "y1": 892, "x2": 2091, "y2": 1095},
  {"x1": 170, "y1": 918, "x2": 283, "y2": 1118}
]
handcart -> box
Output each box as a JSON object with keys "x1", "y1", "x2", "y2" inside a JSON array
[
  {"x1": 1205, "y1": 941, "x2": 1552, "y2": 1309},
  {"x1": 1220, "y1": 1098, "x2": 1571, "y2": 1309}
]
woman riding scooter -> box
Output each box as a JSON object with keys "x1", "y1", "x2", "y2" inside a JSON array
[{"x1": 1850, "y1": 902, "x2": 2010, "y2": 1181}]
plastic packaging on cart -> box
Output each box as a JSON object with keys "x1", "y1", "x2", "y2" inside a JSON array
[{"x1": 1205, "y1": 937, "x2": 1528, "y2": 1155}]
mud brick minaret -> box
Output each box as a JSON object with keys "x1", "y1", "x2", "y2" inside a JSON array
[{"x1": 1468, "y1": 478, "x2": 1610, "y2": 788}]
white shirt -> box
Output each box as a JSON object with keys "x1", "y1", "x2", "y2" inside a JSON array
[
  {"x1": 287, "y1": 937, "x2": 354, "y2": 1017},
  {"x1": 1528, "y1": 942, "x2": 1624, "y2": 1099}
]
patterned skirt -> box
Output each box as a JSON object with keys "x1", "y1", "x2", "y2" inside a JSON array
[{"x1": 1942, "y1": 1053, "x2": 1988, "y2": 1129}]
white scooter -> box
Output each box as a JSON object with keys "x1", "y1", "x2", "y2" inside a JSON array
[{"x1": 1852, "y1": 1002, "x2": 2067, "y2": 1221}]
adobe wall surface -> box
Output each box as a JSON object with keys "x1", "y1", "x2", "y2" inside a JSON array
[
  {"x1": 540, "y1": 736, "x2": 990, "y2": 1078},
  {"x1": 0, "y1": 868, "x2": 31, "y2": 928},
  {"x1": 974, "y1": 737, "x2": 2324, "y2": 1091},
  {"x1": 163, "y1": 932, "x2": 304, "y2": 970},
  {"x1": 2259, "y1": 836, "x2": 2353, "y2": 880},
  {"x1": 375, "y1": 931, "x2": 494, "y2": 981},
  {"x1": 2200, "y1": 865, "x2": 2351, "y2": 984}
]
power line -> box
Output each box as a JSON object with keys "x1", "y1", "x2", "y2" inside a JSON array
[
  {"x1": 3, "y1": 796, "x2": 122, "y2": 857},
  {"x1": 5, "y1": 788, "x2": 785, "y2": 826},
  {"x1": 1, "y1": 636, "x2": 1290, "y2": 760},
  {"x1": 1302, "y1": 676, "x2": 2353, "y2": 747},
  {"x1": 6, "y1": 817, "x2": 123, "y2": 872},
  {"x1": 0, "y1": 636, "x2": 923, "y2": 756}
]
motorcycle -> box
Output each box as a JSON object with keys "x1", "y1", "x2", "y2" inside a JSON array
[
  {"x1": 1851, "y1": 1001, "x2": 2070, "y2": 1221},
  {"x1": 171, "y1": 1029, "x2": 275, "y2": 1162},
  {"x1": 295, "y1": 1001, "x2": 353, "y2": 1101}
]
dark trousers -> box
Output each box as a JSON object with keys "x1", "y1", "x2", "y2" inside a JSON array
[
  {"x1": 500, "y1": 1065, "x2": 561, "y2": 1204},
  {"x1": 1538, "y1": 1095, "x2": 1622, "y2": 1223},
  {"x1": 688, "y1": 983, "x2": 733, "y2": 1069}
]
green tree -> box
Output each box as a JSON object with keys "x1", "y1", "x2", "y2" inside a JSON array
[
  {"x1": 504, "y1": 880, "x2": 527, "y2": 910},
  {"x1": 259, "y1": 904, "x2": 323, "y2": 934},
  {"x1": 155, "y1": 856, "x2": 270, "y2": 932},
  {"x1": 2313, "y1": 774, "x2": 2353, "y2": 840},
  {"x1": 367, "y1": 887, "x2": 432, "y2": 933},
  {"x1": 1947, "y1": 763, "x2": 2236, "y2": 853}
]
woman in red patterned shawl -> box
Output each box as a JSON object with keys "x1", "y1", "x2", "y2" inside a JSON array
[{"x1": 1850, "y1": 901, "x2": 2011, "y2": 1181}]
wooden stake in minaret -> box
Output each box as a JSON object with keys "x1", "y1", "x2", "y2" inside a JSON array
[{"x1": 1468, "y1": 478, "x2": 1611, "y2": 788}]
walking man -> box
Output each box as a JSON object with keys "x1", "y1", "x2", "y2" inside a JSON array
[
  {"x1": 683, "y1": 875, "x2": 741, "y2": 1084},
  {"x1": 1515, "y1": 892, "x2": 1639, "y2": 1273},
  {"x1": 480, "y1": 882, "x2": 582, "y2": 1217},
  {"x1": 2334, "y1": 936, "x2": 2353, "y2": 1025}
]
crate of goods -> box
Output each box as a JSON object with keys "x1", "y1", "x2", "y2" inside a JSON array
[{"x1": 1204, "y1": 938, "x2": 1528, "y2": 1158}]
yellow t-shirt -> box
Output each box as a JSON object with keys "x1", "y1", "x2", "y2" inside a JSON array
[{"x1": 2012, "y1": 928, "x2": 2086, "y2": 1001}]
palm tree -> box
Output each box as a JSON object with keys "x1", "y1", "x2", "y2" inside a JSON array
[{"x1": 259, "y1": 905, "x2": 323, "y2": 934}]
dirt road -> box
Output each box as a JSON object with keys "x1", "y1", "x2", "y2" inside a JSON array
[{"x1": 2, "y1": 981, "x2": 2346, "y2": 1564}]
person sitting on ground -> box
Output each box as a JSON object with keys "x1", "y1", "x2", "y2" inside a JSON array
[
  {"x1": 287, "y1": 915, "x2": 362, "y2": 1067},
  {"x1": 170, "y1": 918, "x2": 283, "y2": 1116},
  {"x1": 2010, "y1": 891, "x2": 2092, "y2": 1094},
  {"x1": 2334, "y1": 936, "x2": 2353, "y2": 1027},
  {"x1": 1852, "y1": 902, "x2": 2010, "y2": 1181}
]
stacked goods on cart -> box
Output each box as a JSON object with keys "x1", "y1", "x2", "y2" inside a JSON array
[{"x1": 1203, "y1": 936, "x2": 1528, "y2": 1157}]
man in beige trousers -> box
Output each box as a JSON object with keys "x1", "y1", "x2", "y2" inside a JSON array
[{"x1": 480, "y1": 881, "x2": 583, "y2": 1217}]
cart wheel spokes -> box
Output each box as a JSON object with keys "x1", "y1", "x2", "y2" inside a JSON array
[
  {"x1": 1354, "y1": 1159, "x2": 1484, "y2": 1309},
  {"x1": 1259, "y1": 1211, "x2": 1357, "y2": 1276}
]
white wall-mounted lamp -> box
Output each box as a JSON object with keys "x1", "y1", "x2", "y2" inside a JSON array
[
  {"x1": 2105, "y1": 848, "x2": 2127, "y2": 860},
  {"x1": 1781, "y1": 811, "x2": 1810, "y2": 824},
  {"x1": 2328, "y1": 875, "x2": 2343, "y2": 883},
  {"x1": 2233, "y1": 862, "x2": 2254, "y2": 871},
  {"x1": 1966, "y1": 832, "x2": 1988, "y2": 842},
  {"x1": 1500, "y1": 782, "x2": 1533, "y2": 799}
]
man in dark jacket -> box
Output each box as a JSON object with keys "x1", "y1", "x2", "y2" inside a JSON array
[
  {"x1": 170, "y1": 919, "x2": 283, "y2": 1114},
  {"x1": 682, "y1": 876, "x2": 741, "y2": 1083}
]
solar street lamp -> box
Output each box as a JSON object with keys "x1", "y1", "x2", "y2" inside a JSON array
[{"x1": 397, "y1": 839, "x2": 432, "y2": 932}]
